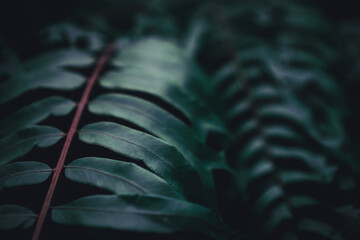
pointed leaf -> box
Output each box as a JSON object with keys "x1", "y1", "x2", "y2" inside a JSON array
[
  {"x1": 264, "y1": 203, "x2": 292, "y2": 235},
  {"x1": 24, "y1": 50, "x2": 94, "y2": 70},
  {"x1": 253, "y1": 185, "x2": 284, "y2": 215},
  {"x1": 89, "y1": 93, "x2": 218, "y2": 166},
  {"x1": 249, "y1": 160, "x2": 274, "y2": 182},
  {"x1": 0, "y1": 205, "x2": 37, "y2": 230},
  {"x1": 112, "y1": 39, "x2": 185, "y2": 68},
  {"x1": 240, "y1": 137, "x2": 265, "y2": 164},
  {"x1": 78, "y1": 122, "x2": 206, "y2": 203},
  {"x1": 100, "y1": 71, "x2": 225, "y2": 141},
  {"x1": 0, "y1": 161, "x2": 52, "y2": 190},
  {"x1": 290, "y1": 196, "x2": 318, "y2": 208},
  {"x1": 0, "y1": 71, "x2": 85, "y2": 105},
  {"x1": 0, "y1": 125, "x2": 64, "y2": 165},
  {"x1": 52, "y1": 195, "x2": 225, "y2": 238},
  {"x1": 0, "y1": 96, "x2": 75, "y2": 137},
  {"x1": 281, "y1": 171, "x2": 322, "y2": 184},
  {"x1": 65, "y1": 157, "x2": 181, "y2": 199},
  {"x1": 259, "y1": 104, "x2": 342, "y2": 149},
  {"x1": 269, "y1": 146, "x2": 336, "y2": 181},
  {"x1": 102, "y1": 38, "x2": 226, "y2": 140}
]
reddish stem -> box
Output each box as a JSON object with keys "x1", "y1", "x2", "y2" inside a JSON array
[{"x1": 32, "y1": 45, "x2": 114, "y2": 240}]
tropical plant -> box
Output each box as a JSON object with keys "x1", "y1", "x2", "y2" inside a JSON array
[{"x1": 0, "y1": 0, "x2": 359, "y2": 240}]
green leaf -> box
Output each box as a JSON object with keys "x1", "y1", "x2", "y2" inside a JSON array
[
  {"x1": 78, "y1": 122, "x2": 207, "y2": 203},
  {"x1": 290, "y1": 196, "x2": 318, "y2": 208},
  {"x1": 227, "y1": 101, "x2": 251, "y2": 121},
  {"x1": 0, "y1": 96, "x2": 75, "y2": 137},
  {"x1": 240, "y1": 137, "x2": 265, "y2": 164},
  {"x1": 52, "y1": 195, "x2": 226, "y2": 238},
  {"x1": 263, "y1": 125, "x2": 301, "y2": 143},
  {"x1": 112, "y1": 39, "x2": 185, "y2": 68},
  {"x1": 280, "y1": 171, "x2": 322, "y2": 184},
  {"x1": 0, "y1": 71, "x2": 85, "y2": 105},
  {"x1": 0, "y1": 161, "x2": 52, "y2": 191},
  {"x1": 259, "y1": 104, "x2": 342, "y2": 149},
  {"x1": 264, "y1": 203, "x2": 292, "y2": 235},
  {"x1": 24, "y1": 49, "x2": 94, "y2": 70},
  {"x1": 249, "y1": 160, "x2": 274, "y2": 182},
  {"x1": 239, "y1": 45, "x2": 325, "y2": 73},
  {"x1": 0, "y1": 125, "x2": 64, "y2": 166},
  {"x1": 184, "y1": 20, "x2": 205, "y2": 58},
  {"x1": 89, "y1": 94, "x2": 222, "y2": 209},
  {"x1": 100, "y1": 70, "x2": 225, "y2": 141},
  {"x1": 65, "y1": 157, "x2": 181, "y2": 199},
  {"x1": 234, "y1": 119, "x2": 257, "y2": 137},
  {"x1": 89, "y1": 93, "x2": 219, "y2": 166},
  {"x1": 250, "y1": 85, "x2": 281, "y2": 103},
  {"x1": 253, "y1": 185, "x2": 284, "y2": 216},
  {"x1": 0, "y1": 205, "x2": 37, "y2": 230},
  {"x1": 268, "y1": 146, "x2": 336, "y2": 182},
  {"x1": 101, "y1": 38, "x2": 226, "y2": 141}
]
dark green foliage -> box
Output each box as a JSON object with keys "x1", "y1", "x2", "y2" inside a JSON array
[{"x1": 0, "y1": 0, "x2": 359, "y2": 240}]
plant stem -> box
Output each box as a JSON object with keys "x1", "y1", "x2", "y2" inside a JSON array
[{"x1": 31, "y1": 44, "x2": 114, "y2": 240}]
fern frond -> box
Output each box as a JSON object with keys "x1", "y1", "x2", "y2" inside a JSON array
[
  {"x1": 193, "y1": 0, "x2": 346, "y2": 239},
  {"x1": 0, "y1": 34, "x2": 228, "y2": 240}
]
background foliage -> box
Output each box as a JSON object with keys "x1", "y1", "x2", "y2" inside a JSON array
[{"x1": 1, "y1": 0, "x2": 360, "y2": 239}]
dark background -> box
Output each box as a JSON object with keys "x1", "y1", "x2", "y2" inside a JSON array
[
  {"x1": 1, "y1": 0, "x2": 359, "y2": 44},
  {"x1": 0, "y1": 1, "x2": 359, "y2": 239}
]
